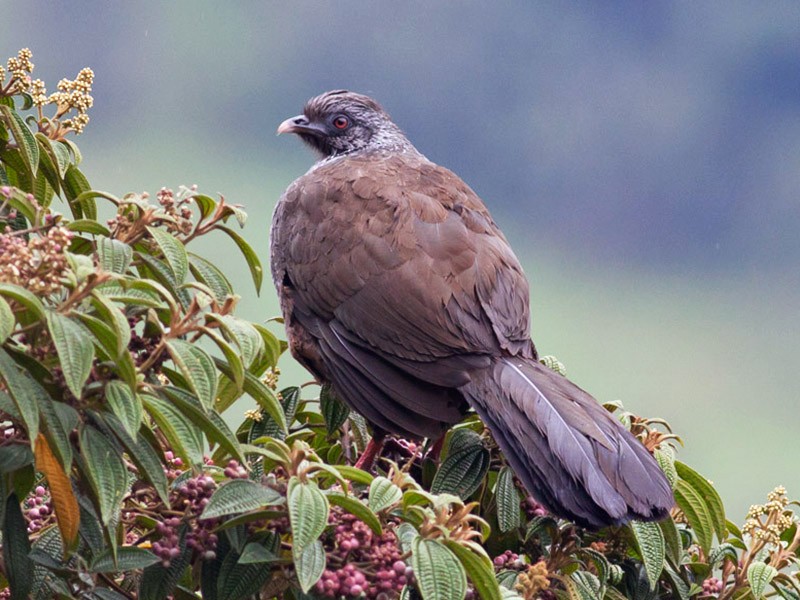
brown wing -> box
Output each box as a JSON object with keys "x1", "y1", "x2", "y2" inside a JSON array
[{"x1": 270, "y1": 152, "x2": 534, "y2": 437}]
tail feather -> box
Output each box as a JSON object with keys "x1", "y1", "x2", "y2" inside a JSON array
[{"x1": 462, "y1": 356, "x2": 673, "y2": 529}]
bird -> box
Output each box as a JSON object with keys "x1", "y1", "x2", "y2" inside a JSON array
[{"x1": 271, "y1": 90, "x2": 674, "y2": 529}]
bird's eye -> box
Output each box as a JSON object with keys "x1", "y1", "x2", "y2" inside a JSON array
[{"x1": 333, "y1": 115, "x2": 349, "y2": 130}]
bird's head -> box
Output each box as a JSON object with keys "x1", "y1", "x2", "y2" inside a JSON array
[{"x1": 277, "y1": 90, "x2": 413, "y2": 159}]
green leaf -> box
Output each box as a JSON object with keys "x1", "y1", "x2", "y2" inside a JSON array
[
  {"x1": 320, "y1": 383, "x2": 349, "y2": 435},
  {"x1": 161, "y1": 386, "x2": 245, "y2": 464},
  {"x1": 495, "y1": 466, "x2": 521, "y2": 533},
  {"x1": 675, "y1": 462, "x2": 726, "y2": 541},
  {"x1": 654, "y1": 446, "x2": 678, "y2": 489},
  {"x1": 218, "y1": 224, "x2": 263, "y2": 294},
  {"x1": 203, "y1": 328, "x2": 244, "y2": 392},
  {"x1": 216, "y1": 548, "x2": 275, "y2": 600},
  {"x1": 412, "y1": 538, "x2": 467, "y2": 600},
  {"x1": 46, "y1": 310, "x2": 95, "y2": 399},
  {"x1": 431, "y1": 430, "x2": 490, "y2": 499},
  {"x1": 674, "y1": 478, "x2": 714, "y2": 554},
  {"x1": 630, "y1": 520, "x2": 665, "y2": 591},
  {"x1": 105, "y1": 380, "x2": 143, "y2": 439},
  {"x1": 0, "y1": 282, "x2": 46, "y2": 319},
  {"x1": 90, "y1": 547, "x2": 160, "y2": 572},
  {"x1": 368, "y1": 476, "x2": 403, "y2": 513},
  {"x1": 214, "y1": 358, "x2": 287, "y2": 432},
  {"x1": 208, "y1": 314, "x2": 264, "y2": 368},
  {"x1": 0, "y1": 445, "x2": 33, "y2": 472},
  {"x1": 747, "y1": 561, "x2": 778, "y2": 600},
  {"x1": 0, "y1": 105, "x2": 38, "y2": 177},
  {"x1": 34, "y1": 133, "x2": 62, "y2": 194},
  {"x1": 66, "y1": 218, "x2": 111, "y2": 236},
  {"x1": 327, "y1": 492, "x2": 382, "y2": 535},
  {"x1": 90, "y1": 292, "x2": 132, "y2": 358},
  {"x1": 336, "y1": 465, "x2": 375, "y2": 485},
  {"x1": 294, "y1": 539, "x2": 326, "y2": 594},
  {"x1": 201, "y1": 479, "x2": 284, "y2": 520},
  {"x1": 444, "y1": 540, "x2": 502, "y2": 600},
  {"x1": 0, "y1": 296, "x2": 15, "y2": 342},
  {"x1": 0, "y1": 348, "x2": 40, "y2": 444},
  {"x1": 97, "y1": 236, "x2": 133, "y2": 274},
  {"x1": 189, "y1": 252, "x2": 234, "y2": 303},
  {"x1": 50, "y1": 139, "x2": 71, "y2": 177},
  {"x1": 193, "y1": 194, "x2": 217, "y2": 220},
  {"x1": 95, "y1": 278, "x2": 167, "y2": 308},
  {"x1": 658, "y1": 516, "x2": 683, "y2": 565},
  {"x1": 101, "y1": 413, "x2": 169, "y2": 505},
  {"x1": 141, "y1": 393, "x2": 204, "y2": 466},
  {"x1": 80, "y1": 425, "x2": 128, "y2": 526},
  {"x1": 147, "y1": 227, "x2": 189, "y2": 283},
  {"x1": 167, "y1": 339, "x2": 218, "y2": 408},
  {"x1": 567, "y1": 571, "x2": 603, "y2": 600},
  {"x1": 237, "y1": 541, "x2": 280, "y2": 564},
  {"x1": 63, "y1": 164, "x2": 94, "y2": 219},
  {"x1": 3, "y1": 492, "x2": 34, "y2": 600},
  {"x1": 288, "y1": 476, "x2": 329, "y2": 552}
]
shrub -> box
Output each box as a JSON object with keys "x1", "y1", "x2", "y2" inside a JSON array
[{"x1": 0, "y1": 49, "x2": 797, "y2": 600}]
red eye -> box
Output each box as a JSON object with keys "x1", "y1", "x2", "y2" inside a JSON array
[{"x1": 333, "y1": 116, "x2": 349, "y2": 129}]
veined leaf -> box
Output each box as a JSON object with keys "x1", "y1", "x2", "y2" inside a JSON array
[
  {"x1": 3, "y1": 492, "x2": 34, "y2": 600},
  {"x1": 147, "y1": 227, "x2": 189, "y2": 284},
  {"x1": 66, "y1": 218, "x2": 111, "y2": 236},
  {"x1": 0, "y1": 282, "x2": 46, "y2": 319},
  {"x1": 216, "y1": 548, "x2": 275, "y2": 600},
  {"x1": 141, "y1": 393, "x2": 204, "y2": 466},
  {"x1": 336, "y1": 465, "x2": 375, "y2": 485},
  {"x1": 203, "y1": 328, "x2": 244, "y2": 391},
  {"x1": 89, "y1": 546, "x2": 160, "y2": 573},
  {"x1": 167, "y1": 339, "x2": 217, "y2": 409},
  {"x1": 34, "y1": 133, "x2": 62, "y2": 195},
  {"x1": 294, "y1": 539, "x2": 326, "y2": 594},
  {"x1": 189, "y1": 252, "x2": 233, "y2": 303},
  {"x1": 327, "y1": 492, "x2": 382, "y2": 535},
  {"x1": 0, "y1": 296, "x2": 15, "y2": 343},
  {"x1": 412, "y1": 538, "x2": 467, "y2": 600},
  {"x1": 105, "y1": 380, "x2": 143, "y2": 439},
  {"x1": 320, "y1": 383, "x2": 349, "y2": 435},
  {"x1": 0, "y1": 348, "x2": 40, "y2": 444},
  {"x1": 675, "y1": 462, "x2": 726, "y2": 541},
  {"x1": 674, "y1": 479, "x2": 714, "y2": 554},
  {"x1": 214, "y1": 358, "x2": 286, "y2": 432},
  {"x1": 495, "y1": 467, "x2": 521, "y2": 533},
  {"x1": 288, "y1": 476, "x2": 329, "y2": 552},
  {"x1": 747, "y1": 561, "x2": 778, "y2": 600},
  {"x1": 218, "y1": 225, "x2": 263, "y2": 294},
  {"x1": 654, "y1": 445, "x2": 678, "y2": 489},
  {"x1": 80, "y1": 425, "x2": 128, "y2": 526},
  {"x1": 139, "y1": 525, "x2": 189, "y2": 600},
  {"x1": 46, "y1": 310, "x2": 95, "y2": 399},
  {"x1": 0, "y1": 105, "x2": 38, "y2": 177},
  {"x1": 34, "y1": 434, "x2": 80, "y2": 549},
  {"x1": 97, "y1": 237, "x2": 133, "y2": 274},
  {"x1": 207, "y1": 314, "x2": 264, "y2": 368},
  {"x1": 161, "y1": 386, "x2": 245, "y2": 464},
  {"x1": 201, "y1": 479, "x2": 284, "y2": 520},
  {"x1": 90, "y1": 292, "x2": 132, "y2": 357},
  {"x1": 368, "y1": 476, "x2": 403, "y2": 513},
  {"x1": 63, "y1": 165, "x2": 94, "y2": 219},
  {"x1": 444, "y1": 540, "x2": 502, "y2": 600},
  {"x1": 431, "y1": 430, "x2": 490, "y2": 499},
  {"x1": 630, "y1": 520, "x2": 665, "y2": 590},
  {"x1": 95, "y1": 280, "x2": 167, "y2": 309}
]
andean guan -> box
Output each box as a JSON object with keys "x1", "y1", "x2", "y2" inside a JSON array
[{"x1": 271, "y1": 90, "x2": 674, "y2": 529}]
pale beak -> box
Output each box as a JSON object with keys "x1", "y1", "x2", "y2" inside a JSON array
[{"x1": 277, "y1": 114, "x2": 326, "y2": 136}]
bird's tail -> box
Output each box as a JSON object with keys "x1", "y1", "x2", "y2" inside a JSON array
[{"x1": 461, "y1": 356, "x2": 673, "y2": 529}]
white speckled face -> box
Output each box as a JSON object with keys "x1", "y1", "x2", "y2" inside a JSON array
[{"x1": 289, "y1": 90, "x2": 417, "y2": 161}]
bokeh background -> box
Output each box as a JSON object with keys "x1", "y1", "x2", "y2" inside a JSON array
[{"x1": 4, "y1": 1, "x2": 798, "y2": 519}]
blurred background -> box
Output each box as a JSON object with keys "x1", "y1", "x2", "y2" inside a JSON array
[{"x1": 4, "y1": 1, "x2": 798, "y2": 519}]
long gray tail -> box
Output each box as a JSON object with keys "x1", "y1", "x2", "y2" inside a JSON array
[{"x1": 462, "y1": 356, "x2": 674, "y2": 529}]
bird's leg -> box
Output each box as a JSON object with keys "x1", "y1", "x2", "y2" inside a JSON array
[{"x1": 354, "y1": 430, "x2": 387, "y2": 472}]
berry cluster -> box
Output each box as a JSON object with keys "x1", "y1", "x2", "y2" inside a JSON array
[
  {"x1": 0, "y1": 225, "x2": 73, "y2": 297},
  {"x1": 153, "y1": 471, "x2": 224, "y2": 566},
  {"x1": 162, "y1": 450, "x2": 184, "y2": 481},
  {"x1": 702, "y1": 577, "x2": 723, "y2": 596},
  {"x1": 314, "y1": 510, "x2": 412, "y2": 599},
  {"x1": 128, "y1": 317, "x2": 169, "y2": 372},
  {"x1": 23, "y1": 485, "x2": 53, "y2": 534},
  {"x1": 522, "y1": 496, "x2": 549, "y2": 519},
  {"x1": 493, "y1": 550, "x2": 526, "y2": 571},
  {"x1": 155, "y1": 186, "x2": 196, "y2": 236}
]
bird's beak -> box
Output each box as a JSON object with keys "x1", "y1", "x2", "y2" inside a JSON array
[{"x1": 276, "y1": 114, "x2": 326, "y2": 136}]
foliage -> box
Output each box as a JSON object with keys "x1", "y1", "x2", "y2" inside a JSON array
[{"x1": 0, "y1": 49, "x2": 798, "y2": 600}]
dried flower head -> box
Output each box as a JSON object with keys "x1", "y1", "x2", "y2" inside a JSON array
[
  {"x1": 515, "y1": 561, "x2": 550, "y2": 600},
  {"x1": 0, "y1": 225, "x2": 73, "y2": 297}
]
